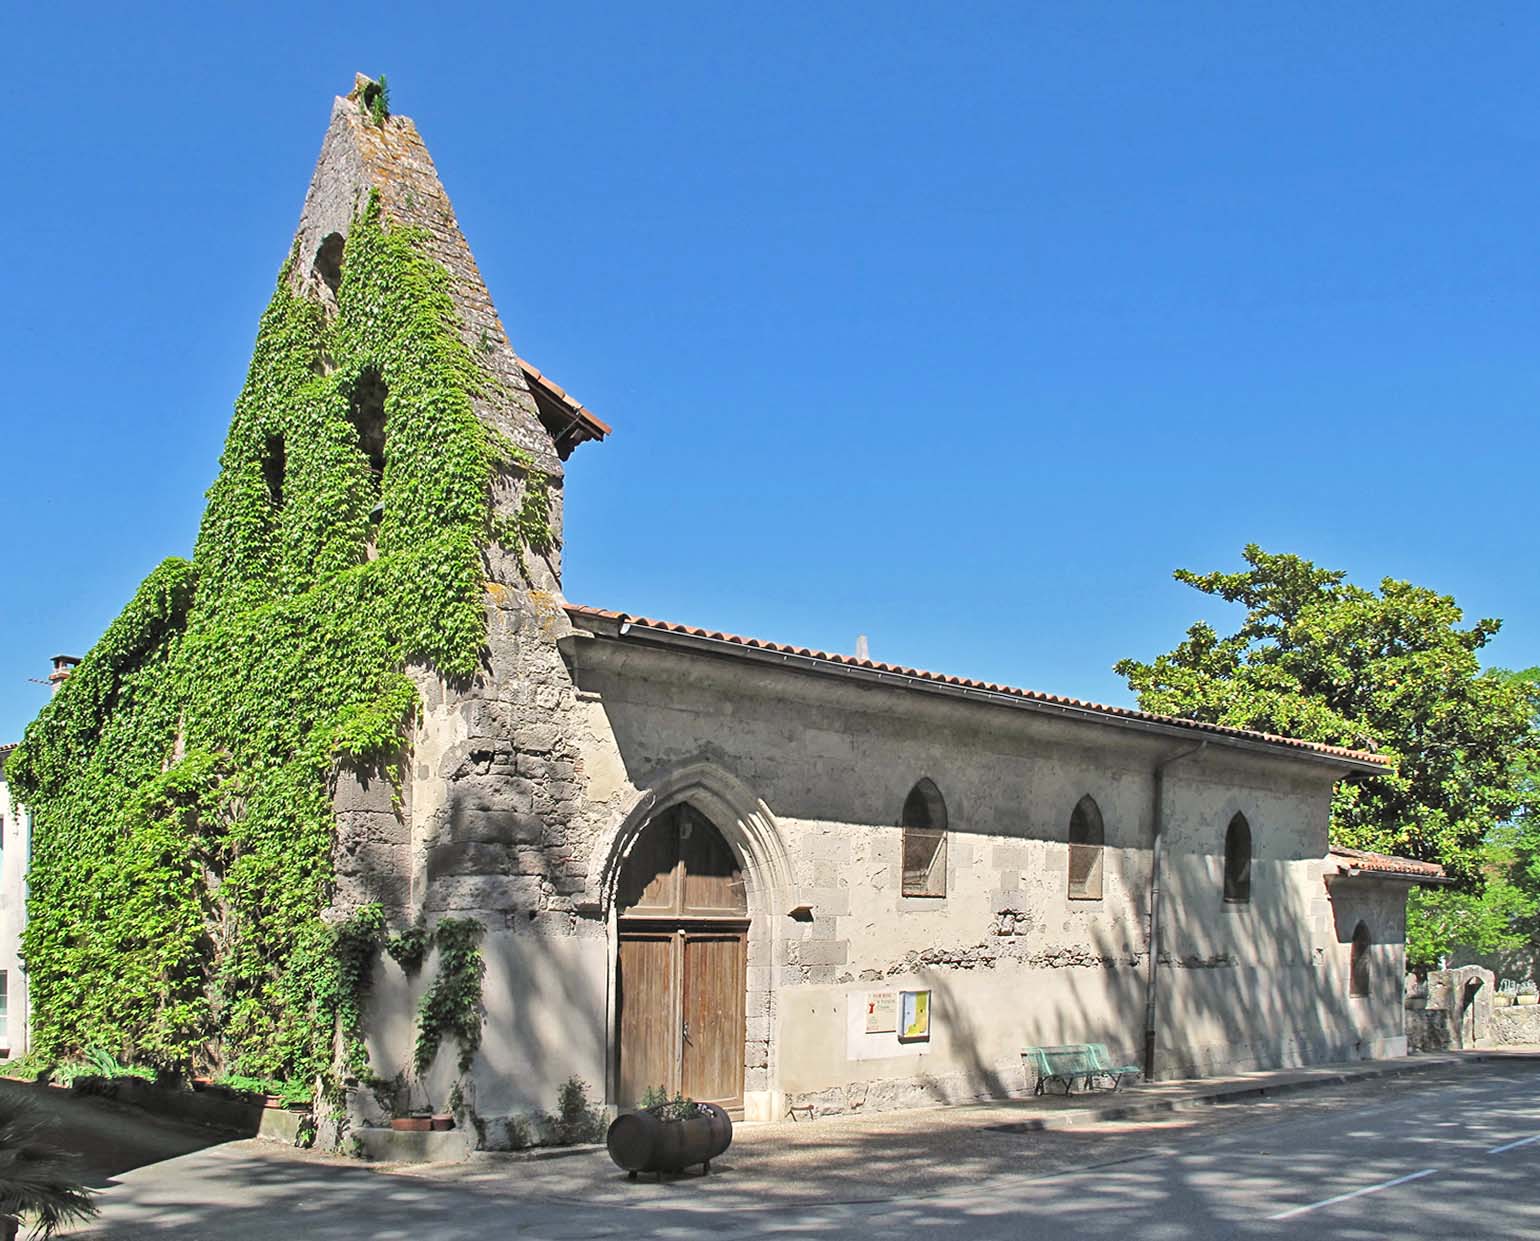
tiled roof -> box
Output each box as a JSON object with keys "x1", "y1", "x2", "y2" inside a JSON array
[
  {"x1": 0, "y1": 743, "x2": 15, "y2": 757},
  {"x1": 564, "y1": 605, "x2": 1390, "y2": 769},
  {"x1": 518, "y1": 360, "x2": 610, "y2": 457},
  {"x1": 1329, "y1": 846, "x2": 1448, "y2": 881}
]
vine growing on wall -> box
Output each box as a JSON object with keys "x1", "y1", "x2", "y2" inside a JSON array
[
  {"x1": 6, "y1": 189, "x2": 546, "y2": 1097},
  {"x1": 413, "y1": 919, "x2": 485, "y2": 1075}
]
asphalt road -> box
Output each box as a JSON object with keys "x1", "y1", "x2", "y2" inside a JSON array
[{"x1": 57, "y1": 1058, "x2": 1540, "y2": 1240}]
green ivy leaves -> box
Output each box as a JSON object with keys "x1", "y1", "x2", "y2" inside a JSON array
[{"x1": 8, "y1": 190, "x2": 535, "y2": 1092}]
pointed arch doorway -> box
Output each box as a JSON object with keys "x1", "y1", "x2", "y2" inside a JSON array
[{"x1": 615, "y1": 803, "x2": 748, "y2": 1115}]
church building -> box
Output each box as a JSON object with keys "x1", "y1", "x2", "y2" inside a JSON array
[
  {"x1": 294, "y1": 81, "x2": 1441, "y2": 1132},
  {"x1": 11, "y1": 80, "x2": 1447, "y2": 1144}
]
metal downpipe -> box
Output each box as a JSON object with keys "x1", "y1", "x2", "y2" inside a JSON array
[{"x1": 1143, "y1": 740, "x2": 1207, "y2": 1081}]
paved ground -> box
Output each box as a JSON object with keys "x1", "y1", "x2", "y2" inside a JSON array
[{"x1": 42, "y1": 1052, "x2": 1540, "y2": 1239}]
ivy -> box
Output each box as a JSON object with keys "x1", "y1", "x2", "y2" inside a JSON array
[
  {"x1": 413, "y1": 919, "x2": 484, "y2": 1075},
  {"x1": 385, "y1": 923, "x2": 429, "y2": 974},
  {"x1": 7, "y1": 190, "x2": 541, "y2": 1095}
]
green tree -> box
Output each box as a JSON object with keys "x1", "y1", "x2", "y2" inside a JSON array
[
  {"x1": 1115, "y1": 546, "x2": 1539, "y2": 895},
  {"x1": 1406, "y1": 666, "x2": 1540, "y2": 969}
]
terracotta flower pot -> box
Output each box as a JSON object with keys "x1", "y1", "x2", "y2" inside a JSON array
[
  {"x1": 391, "y1": 1116, "x2": 433, "y2": 1132},
  {"x1": 430, "y1": 1114, "x2": 455, "y2": 1131}
]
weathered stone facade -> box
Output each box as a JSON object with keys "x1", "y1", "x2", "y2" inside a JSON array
[{"x1": 283, "y1": 81, "x2": 1437, "y2": 1140}]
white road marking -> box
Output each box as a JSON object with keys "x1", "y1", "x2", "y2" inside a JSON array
[
  {"x1": 1487, "y1": 1133, "x2": 1540, "y2": 1155},
  {"x1": 1266, "y1": 1168, "x2": 1438, "y2": 1221}
]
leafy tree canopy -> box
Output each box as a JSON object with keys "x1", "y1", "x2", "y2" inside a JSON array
[
  {"x1": 1115, "y1": 545, "x2": 1539, "y2": 886},
  {"x1": 1409, "y1": 667, "x2": 1540, "y2": 969}
]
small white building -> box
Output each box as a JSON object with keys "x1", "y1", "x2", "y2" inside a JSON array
[
  {"x1": 0, "y1": 742, "x2": 30, "y2": 1059},
  {"x1": 0, "y1": 657, "x2": 78, "y2": 1061}
]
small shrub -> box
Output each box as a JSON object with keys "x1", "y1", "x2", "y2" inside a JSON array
[
  {"x1": 360, "y1": 75, "x2": 391, "y2": 126},
  {"x1": 553, "y1": 1077, "x2": 603, "y2": 1144},
  {"x1": 504, "y1": 1116, "x2": 532, "y2": 1150},
  {"x1": 638, "y1": 1086, "x2": 702, "y2": 1122}
]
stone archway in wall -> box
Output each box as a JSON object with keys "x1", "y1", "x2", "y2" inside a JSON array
[{"x1": 598, "y1": 762, "x2": 793, "y2": 1123}]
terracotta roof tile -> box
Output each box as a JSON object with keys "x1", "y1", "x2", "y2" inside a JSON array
[
  {"x1": 518, "y1": 360, "x2": 611, "y2": 441},
  {"x1": 564, "y1": 605, "x2": 1390, "y2": 768},
  {"x1": 1329, "y1": 846, "x2": 1447, "y2": 880}
]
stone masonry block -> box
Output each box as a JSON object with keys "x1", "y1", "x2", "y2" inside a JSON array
[
  {"x1": 796, "y1": 941, "x2": 849, "y2": 967},
  {"x1": 515, "y1": 724, "x2": 560, "y2": 754},
  {"x1": 425, "y1": 842, "x2": 511, "y2": 881},
  {"x1": 807, "y1": 888, "x2": 850, "y2": 917},
  {"x1": 424, "y1": 875, "x2": 544, "y2": 913}
]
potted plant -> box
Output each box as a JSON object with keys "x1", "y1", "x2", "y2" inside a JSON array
[{"x1": 606, "y1": 1088, "x2": 732, "y2": 1179}]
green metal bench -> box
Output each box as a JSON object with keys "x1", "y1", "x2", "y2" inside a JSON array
[
  {"x1": 1022, "y1": 1044, "x2": 1141, "y2": 1095},
  {"x1": 1022, "y1": 1045, "x2": 1099, "y2": 1095},
  {"x1": 1085, "y1": 1043, "x2": 1141, "y2": 1091}
]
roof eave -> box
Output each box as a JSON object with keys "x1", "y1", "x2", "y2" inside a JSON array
[
  {"x1": 1332, "y1": 866, "x2": 1453, "y2": 888},
  {"x1": 568, "y1": 611, "x2": 1387, "y2": 776}
]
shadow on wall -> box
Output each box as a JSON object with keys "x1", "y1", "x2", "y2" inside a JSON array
[
  {"x1": 360, "y1": 774, "x2": 608, "y2": 1127},
  {"x1": 896, "y1": 826, "x2": 1398, "y2": 1098},
  {"x1": 578, "y1": 655, "x2": 1400, "y2": 1093},
  {"x1": 1049, "y1": 844, "x2": 1394, "y2": 1081}
]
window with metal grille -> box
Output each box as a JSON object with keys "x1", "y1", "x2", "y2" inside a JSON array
[
  {"x1": 1068, "y1": 795, "x2": 1105, "y2": 900},
  {"x1": 1224, "y1": 813, "x2": 1252, "y2": 904},
  {"x1": 1350, "y1": 921, "x2": 1372, "y2": 997},
  {"x1": 901, "y1": 779, "x2": 947, "y2": 898}
]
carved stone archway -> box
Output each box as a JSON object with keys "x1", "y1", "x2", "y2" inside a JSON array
[{"x1": 592, "y1": 759, "x2": 794, "y2": 1122}]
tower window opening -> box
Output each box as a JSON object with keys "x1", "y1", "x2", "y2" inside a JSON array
[
  {"x1": 261, "y1": 434, "x2": 286, "y2": 508},
  {"x1": 314, "y1": 232, "x2": 345, "y2": 296},
  {"x1": 348, "y1": 367, "x2": 388, "y2": 488}
]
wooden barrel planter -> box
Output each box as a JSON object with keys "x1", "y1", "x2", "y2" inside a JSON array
[{"x1": 606, "y1": 1102, "x2": 732, "y2": 1178}]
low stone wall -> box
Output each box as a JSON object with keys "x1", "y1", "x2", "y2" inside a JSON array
[{"x1": 1491, "y1": 1004, "x2": 1540, "y2": 1045}]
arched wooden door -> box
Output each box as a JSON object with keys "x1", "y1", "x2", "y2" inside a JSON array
[{"x1": 616, "y1": 804, "x2": 748, "y2": 1115}]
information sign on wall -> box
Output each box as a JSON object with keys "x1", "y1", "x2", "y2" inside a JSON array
[
  {"x1": 899, "y1": 989, "x2": 931, "y2": 1042},
  {"x1": 865, "y1": 991, "x2": 897, "y2": 1033}
]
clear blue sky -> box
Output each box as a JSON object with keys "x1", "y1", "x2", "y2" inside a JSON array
[{"x1": 3, "y1": 3, "x2": 1537, "y2": 743}]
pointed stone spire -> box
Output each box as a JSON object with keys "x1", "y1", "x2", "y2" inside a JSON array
[{"x1": 290, "y1": 75, "x2": 563, "y2": 475}]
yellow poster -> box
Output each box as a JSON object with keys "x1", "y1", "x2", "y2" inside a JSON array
[{"x1": 900, "y1": 989, "x2": 930, "y2": 1041}]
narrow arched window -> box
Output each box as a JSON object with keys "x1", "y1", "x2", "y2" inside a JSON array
[
  {"x1": 1350, "y1": 921, "x2": 1372, "y2": 997},
  {"x1": 1068, "y1": 795, "x2": 1104, "y2": 900},
  {"x1": 261, "y1": 434, "x2": 286, "y2": 509},
  {"x1": 901, "y1": 779, "x2": 947, "y2": 898},
  {"x1": 1223, "y1": 813, "x2": 1251, "y2": 904}
]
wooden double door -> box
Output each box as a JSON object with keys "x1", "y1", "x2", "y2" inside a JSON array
[
  {"x1": 615, "y1": 805, "x2": 748, "y2": 1115},
  {"x1": 617, "y1": 924, "x2": 747, "y2": 1113}
]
